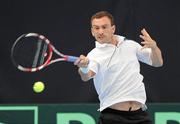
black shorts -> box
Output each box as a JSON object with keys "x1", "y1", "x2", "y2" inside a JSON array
[{"x1": 98, "y1": 108, "x2": 152, "y2": 124}]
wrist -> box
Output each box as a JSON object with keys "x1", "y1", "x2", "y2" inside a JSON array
[
  {"x1": 151, "y1": 45, "x2": 158, "y2": 51},
  {"x1": 79, "y1": 67, "x2": 89, "y2": 74}
]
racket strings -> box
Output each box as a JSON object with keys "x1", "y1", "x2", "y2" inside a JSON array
[
  {"x1": 39, "y1": 40, "x2": 48, "y2": 65},
  {"x1": 12, "y1": 36, "x2": 49, "y2": 68},
  {"x1": 13, "y1": 39, "x2": 37, "y2": 66},
  {"x1": 32, "y1": 39, "x2": 42, "y2": 68}
]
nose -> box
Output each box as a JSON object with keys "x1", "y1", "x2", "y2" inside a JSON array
[{"x1": 98, "y1": 28, "x2": 104, "y2": 35}]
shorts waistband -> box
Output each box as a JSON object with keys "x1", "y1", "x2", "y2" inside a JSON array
[{"x1": 101, "y1": 107, "x2": 145, "y2": 115}]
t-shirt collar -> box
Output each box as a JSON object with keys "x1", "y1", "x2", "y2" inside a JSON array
[{"x1": 95, "y1": 35, "x2": 125, "y2": 48}]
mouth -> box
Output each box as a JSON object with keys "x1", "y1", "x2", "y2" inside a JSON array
[{"x1": 98, "y1": 35, "x2": 104, "y2": 39}]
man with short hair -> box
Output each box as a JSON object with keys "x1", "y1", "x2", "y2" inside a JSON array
[{"x1": 75, "y1": 11, "x2": 163, "y2": 124}]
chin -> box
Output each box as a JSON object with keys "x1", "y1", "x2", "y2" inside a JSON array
[{"x1": 97, "y1": 40, "x2": 103, "y2": 44}]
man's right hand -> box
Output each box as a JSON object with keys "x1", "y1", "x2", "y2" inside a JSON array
[{"x1": 74, "y1": 55, "x2": 89, "y2": 68}]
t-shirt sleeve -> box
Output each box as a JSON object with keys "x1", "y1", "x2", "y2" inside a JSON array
[
  {"x1": 87, "y1": 50, "x2": 99, "y2": 74},
  {"x1": 136, "y1": 43, "x2": 152, "y2": 65}
]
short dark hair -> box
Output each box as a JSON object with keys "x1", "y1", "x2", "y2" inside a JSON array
[{"x1": 91, "y1": 11, "x2": 115, "y2": 26}]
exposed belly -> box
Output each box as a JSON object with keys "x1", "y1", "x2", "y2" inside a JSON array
[{"x1": 109, "y1": 101, "x2": 142, "y2": 111}]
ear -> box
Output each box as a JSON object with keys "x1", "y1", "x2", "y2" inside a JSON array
[
  {"x1": 91, "y1": 28, "x2": 95, "y2": 36},
  {"x1": 112, "y1": 25, "x2": 116, "y2": 34}
]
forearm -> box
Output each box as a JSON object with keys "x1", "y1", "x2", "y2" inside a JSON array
[
  {"x1": 78, "y1": 68, "x2": 91, "y2": 82},
  {"x1": 151, "y1": 46, "x2": 163, "y2": 67}
]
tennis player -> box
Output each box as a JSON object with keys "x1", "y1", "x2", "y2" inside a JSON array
[{"x1": 75, "y1": 11, "x2": 163, "y2": 124}]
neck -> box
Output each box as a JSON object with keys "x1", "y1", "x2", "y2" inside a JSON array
[{"x1": 111, "y1": 35, "x2": 118, "y2": 46}]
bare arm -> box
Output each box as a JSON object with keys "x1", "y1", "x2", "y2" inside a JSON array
[
  {"x1": 140, "y1": 28, "x2": 163, "y2": 67},
  {"x1": 78, "y1": 68, "x2": 95, "y2": 82}
]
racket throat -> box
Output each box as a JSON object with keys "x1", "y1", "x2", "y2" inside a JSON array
[{"x1": 64, "y1": 55, "x2": 68, "y2": 61}]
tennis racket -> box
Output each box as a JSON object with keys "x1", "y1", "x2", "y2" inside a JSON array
[{"x1": 11, "y1": 33, "x2": 78, "y2": 72}]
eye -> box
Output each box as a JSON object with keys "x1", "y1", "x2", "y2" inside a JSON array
[
  {"x1": 102, "y1": 26, "x2": 107, "y2": 29},
  {"x1": 94, "y1": 27, "x2": 99, "y2": 30}
]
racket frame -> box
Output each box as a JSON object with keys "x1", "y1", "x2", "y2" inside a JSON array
[{"x1": 11, "y1": 33, "x2": 78, "y2": 72}]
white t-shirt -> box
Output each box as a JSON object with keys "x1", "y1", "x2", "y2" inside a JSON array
[{"x1": 87, "y1": 35, "x2": 152, "y2": 111}]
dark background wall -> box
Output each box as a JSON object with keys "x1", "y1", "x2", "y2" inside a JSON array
[{"x1": 0, "y1": 0, "x2": 179, "y2": 103}]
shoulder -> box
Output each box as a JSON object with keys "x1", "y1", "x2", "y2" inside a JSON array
[
  {"x1": 123, "y1": 38, "x2": 141, "y2": 48},
  {"x1": 124, "y1": 38, "x2": 139, "y2": 45},
  {"x1": 115, "y1": 35, "x2": 139, "y2": 45},
  {"x1": 87, "y1": 48, "x2": 100, "y2": 59}
]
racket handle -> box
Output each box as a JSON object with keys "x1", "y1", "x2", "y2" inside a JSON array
[{"x1": 67, "y1": 56, "x2": 78, "y2": 62}]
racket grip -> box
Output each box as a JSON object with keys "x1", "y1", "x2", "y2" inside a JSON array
[{"x1": 67, "y1": 56, "x2": 78, "y2": 62}]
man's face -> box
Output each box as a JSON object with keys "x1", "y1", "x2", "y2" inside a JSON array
[{"x1": 91, "y1": 16, "x2": 115, "y2": 44}]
